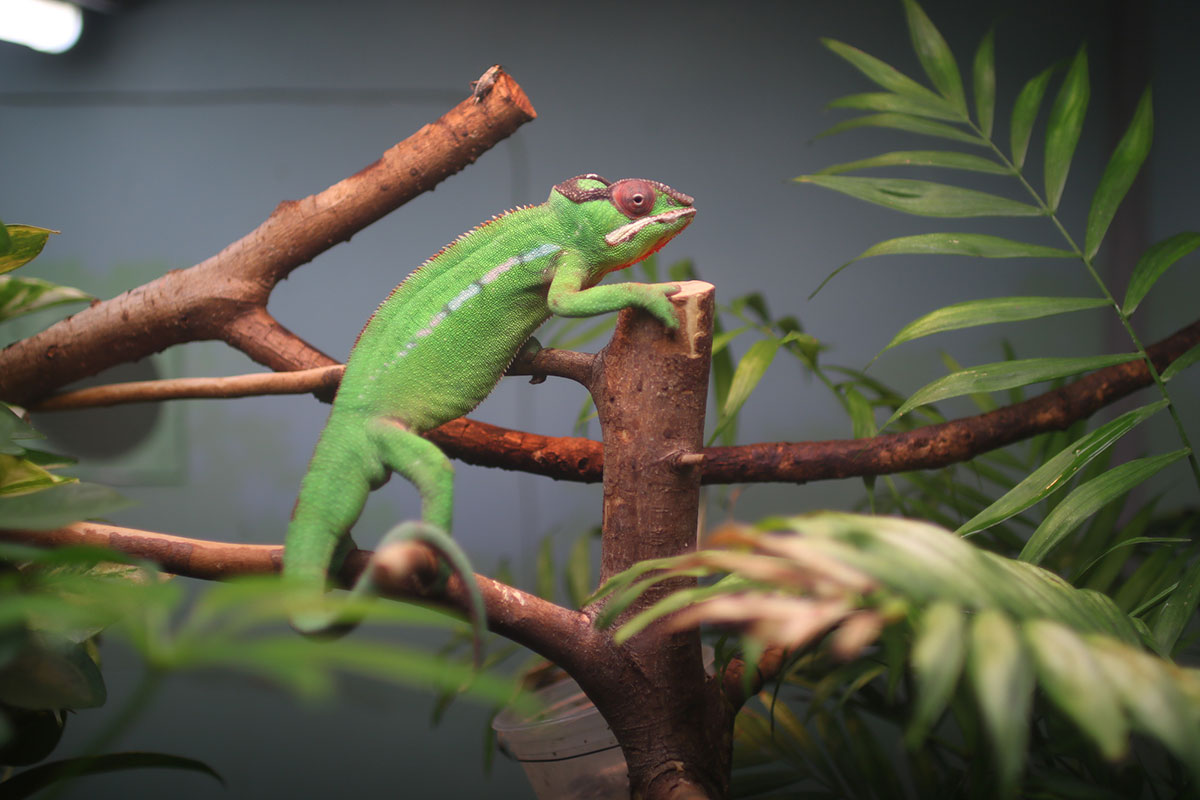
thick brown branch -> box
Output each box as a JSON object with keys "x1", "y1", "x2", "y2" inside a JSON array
[
  {"x1": 702, "y1": 317, "x2": 1200, "y2": 483},
  {"x1": 0, "y1": 67, "x2": 536, "y2": 405},
  {"x1": 0, "y1": 522, "x2": 595, "y2": 671}
]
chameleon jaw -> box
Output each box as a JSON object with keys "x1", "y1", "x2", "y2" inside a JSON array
[{"x1": 604, "y1": 207, "x2": 697, "y2": 247}]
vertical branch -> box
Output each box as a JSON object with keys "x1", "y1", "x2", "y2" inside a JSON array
[{"x1": 584, "y1": 281, "x2": 731, "y2": 799}]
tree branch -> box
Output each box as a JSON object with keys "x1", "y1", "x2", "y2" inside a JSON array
[
  {"x1": 0, "y1": 522, "x2": 596, "y2": 671},
  {"x1": 0, "y1": 66, "x2": 536, "y2": 405},
  {"x1": 29, "y1": 316, "x2": 1200, "y2": 485}
]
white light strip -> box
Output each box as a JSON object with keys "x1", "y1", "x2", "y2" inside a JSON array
[{"x1": 0, "y1": 0, "x2": 83, "y2": 54}]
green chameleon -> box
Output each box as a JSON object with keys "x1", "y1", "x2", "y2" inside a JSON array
[{"x1": 284, "y1": 174, "x2": 696, "y2": 634}]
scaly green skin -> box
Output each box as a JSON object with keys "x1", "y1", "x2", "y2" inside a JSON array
[{"x1": 285, "y1": 174, "x2": 696, "y2": 633}]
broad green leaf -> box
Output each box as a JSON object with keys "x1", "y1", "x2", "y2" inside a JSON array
[
  {"x1": 710, "y1": 337, "x2": 780, "y2": 444},
  {"x1": 0, "y1": 225, "x2": 56, "y2": 275},
  {"x1": 816, "y1": 149, "x2": 1009, "y2": 176},
  {"x1": 0, "y1": 276, "x2": 93, "y2": 324},
  {"x1": 940, "y1": 351, "x2": 996, "y2": 413},
  {"x1": 1010, "y1": 65, "x2": 1056, "y2": 170},
  {"x1": 0, "y1": 220, "x2": 9, "y2": 254},
  {"x1": 1089, "y1": 637, "x2": 1200, "y2": 775},
  {"x1": 1150, "y1": 552, "x2": 1200, "y2": 656},
  {"x1": 1162, "y1": 342, "x2": 1200, "y2": 383},
  {"x1": 815, "y1": 113, "x2": 983, "y2": 146},
  {"x1": 821, "y1": 37, "x2": 956, "y2": 113},
  {"x1": 795, "y1": 175, "x2": 1041, "y2": 218},
  {"x1": 967, "y1": 609, "x2": 1033, "y2": 797},
  {"x1": 902, "y1": 0, "x2": 967, "y2": 114},
  {"x1": 886, "y1": 353, "x2": 1139, "y2": 428},
  {"x1": 1044, "y1": 46, "x2": 1090, "y2": 211},
  {"x1": 1085, "y1": 88, "x2": 1153, "y2": 260},
  {"x1": 1024, "y1": 619, "x2": 1127, "y2": 760},
  {"x1": 881, "y1": 296, "x2": 1107, "y2": 354},
  {"x1": 1122, "y1": 232, "x2": 1200, "y2": 316},
  {"x1": 1020, "y1": 450, "x2": 1189, "y2": 564},
  {"x1": 957, "y1": 402, "x2": 1166, "y2": 536},
  {"x1": 0, "y1": 481, "x2": 132, "y2": 530},
  {"x1": 827, "y1": 91, "x2": 962, "y2": 121},
  {"x1": 908, "y1": 601, "x2": 964, "y2": 746},
  {"x1": 972, "y1": 28, "x2": 996, "y2": 138}
]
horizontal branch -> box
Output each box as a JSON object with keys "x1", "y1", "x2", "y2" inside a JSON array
[
  {"x1": 0, "y1": 522, "x2": 596, "y2": 672},
  {"x1": 26, "y1": 317, "x2": 1200, "y2": 485}
]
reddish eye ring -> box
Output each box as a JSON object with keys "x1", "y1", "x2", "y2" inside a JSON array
[{"x1": 612, "y1": 180, "x2": 656, "y2": 219}]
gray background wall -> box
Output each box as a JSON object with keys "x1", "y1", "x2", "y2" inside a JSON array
[{"x1": 1, "y1": 1, "x2": 1196, "y2": 796}]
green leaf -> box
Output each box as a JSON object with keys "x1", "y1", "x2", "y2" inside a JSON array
[
  {"x1": 0, "y1": 226, "x2": 57, "y2": 276},
  {"x1": 885, "y1": 353, "x2": 1139, "y2": 428},
  {"x1": 1162, "y1": 342, "x2": 1200, "y2": 383},
  {"x1": 907, "y1": 601, "x2": 965, "y2": 746},
  {"x1": 1149, "y1": 552, "x2": 1200, "y2": 656},
  {"x1": 796, "y1": 175, "x2": 1042, "y2": 218},
  {"x1": 1044, "y1": 46, "x2": 1090, "y2": 211},
  {"x1": 1089, "y1": 637, "x2": 1200, "y2": 776},
  {"x1": 816, "y1": 149, "x2": 1010, "y2": 176},
  {"x1": 1024, "y1": 619, "x2": 1127, "y2": 760},
  {"x1": 1020, "y1": 450, "x2": 1189, "y2": 564},
  {"x1": 1010, "y1": 65, "x2": 1055, "y2": 169},
  {"x1": 811, "y1": 234, "x2": 1073, "y2": 299},
  {"x1": 902, "y1": 0, "x2": 967, "y2": 114},
  {"x1": 565, "y1": 528, "x2": 596, "y2": 609},
  {"x1": 0, "y1": 752, "x2": 224, "y2": 798},
  {"x1": 972, "y1": 28, "x2": 996, "y2": 138},
  {"x1": 967, "y1": 609, "x2": 1033, "y2": 797},
  {"x1": 0, "y1": 406, "x2": 43, "y2": 455},
  {"x1": 826, "y1": 92, "x2": 962, "y2": 121},
  {"x1": 710, "y1": 319, "x2": 737, "y2": 446},
  {"x1": 1122, "y1": 232, "x2": 1200, "y2": 316},
  {"x1": 844, "y1": 387, "x2": 876, "y2": 439},
  {"x1": 0, "y1": 220, "x2": 9, "y2": 255},
  {"x1": 815, "y1": 113, "x2": 984, "y2": 146},
  {"x1": 709, "y1": 337, "x2": 780, "y2": 444},
  {"x1": 957, "y1": 401, "x2": 1167, "y2": 536},
  {"x1": 0, "y1": 276, "x2": 93, "y2": 324},
  {"x1": 0, "y1": 453, "x2": 72, "y2": 495},
  {"x1": 1085, "y1": 88, "x2": 1153, "y2": 260},
  {"x1": 821, "y1": 37, "x2": 956, "y2": 113},
  {"x1": 0, "y1": 482, "x2": 132, "y2": 529},
  {"x1": 881, "y1": 296, "x2": 1107, "y2": 354}
]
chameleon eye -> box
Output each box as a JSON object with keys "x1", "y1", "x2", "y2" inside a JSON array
[{"x1": 611, "y1": 180, "x2": 656, "y2": 218}]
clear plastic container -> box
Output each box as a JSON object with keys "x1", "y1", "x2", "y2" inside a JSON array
[{"x1": 492, "y1": 677, "x2": 629, "y2": 800}]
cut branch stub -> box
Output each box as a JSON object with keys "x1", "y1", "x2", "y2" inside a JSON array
[{"x1": 579, "y1": 280, "x2": 732, "y2": 800}]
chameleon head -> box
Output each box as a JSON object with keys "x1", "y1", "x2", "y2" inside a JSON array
[{"x1": 553, "y1": 174, "x2": 696, "y2": 265}]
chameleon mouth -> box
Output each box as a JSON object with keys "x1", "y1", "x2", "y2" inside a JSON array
[{"x1": 604, "y1": 206, "x2": 697, "y2": 247}]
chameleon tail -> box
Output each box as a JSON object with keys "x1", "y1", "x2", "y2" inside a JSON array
[{"x1": 370, "y1": 521, "x2": 488, "y2": 666}]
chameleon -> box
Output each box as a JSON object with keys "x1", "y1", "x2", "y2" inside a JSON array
[{"x1": 284, "y1": 173, "x2": 696, "y2": 634}]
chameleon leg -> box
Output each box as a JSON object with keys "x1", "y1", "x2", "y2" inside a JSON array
[
  {"x1": 367, "y1": 417, "x2": 455, "y2": 533},
  {"x1": 367, "y1": 418, "x2": 485, "y2": 662}
]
